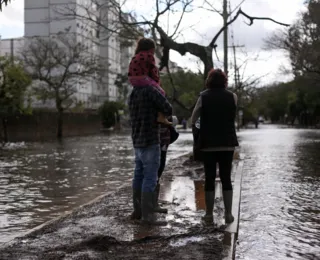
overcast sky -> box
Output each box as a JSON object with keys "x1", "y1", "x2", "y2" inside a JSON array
[{"x1": 0, "y1": 0, "x2": 305, "y2": 85}]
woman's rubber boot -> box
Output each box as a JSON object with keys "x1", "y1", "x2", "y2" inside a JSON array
[
  {"x1": 130, "y1": 189, "x2": 141, "y2": 220},
  {"x1": 223, "y1": 190, "x2": 235, "y2": 224},
  {"x1": 153, "y1": 183, "x2": 168, "y2": 214},
  {"x1": 141, "y1": 192, "x2": 167, "y2": 226},
  {"x1": 201, "y1": 191, "x2": 215, "y2": 224}
]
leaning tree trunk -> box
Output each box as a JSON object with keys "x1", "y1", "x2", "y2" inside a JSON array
[{"x1": 202, "y1": 47, "x2": 214, "y2": 80}]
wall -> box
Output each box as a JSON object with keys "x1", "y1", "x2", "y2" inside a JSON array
[{"x1": 1, "y1": 111, "x2": 102, "y2": 142}]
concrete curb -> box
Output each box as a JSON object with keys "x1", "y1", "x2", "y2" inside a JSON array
[{"x1": 223, "y1": 156, "x2": 244, "y2": 260}]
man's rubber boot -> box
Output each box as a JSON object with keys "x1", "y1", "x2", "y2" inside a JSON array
[
  {"x1": 141, "y1": 192, "x2": 167, "y2": 226},
  {"x1": 130, "y1": 189, "x2": 141, "y2": 220},
  {"x1": 201, "y1": 191, "x2": 215, "y2": 224},
  {"x1": 223, "y1": 190, "x2": 235, "y2": 224},
  {"x1": 153, "y1": 183, "x2": 168, "y2": 214}
]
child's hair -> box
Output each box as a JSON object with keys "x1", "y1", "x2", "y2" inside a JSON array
[{"x1": 135, "y1": 38, "x2": 155, "y2": 54}]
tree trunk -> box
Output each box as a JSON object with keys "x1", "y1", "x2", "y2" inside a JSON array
[
  {"x1": 57, "y1": 109, "x2": 63, "y2": 139},
  {"x1": 1, "y1": 118, "x2": 8, "y2": 143},
  {"x1": 158, "y1": 26, "x2": 213, "y2": 79},
  {"x1": 202, "y1": 47, "x2": 214, "y2": 80}
]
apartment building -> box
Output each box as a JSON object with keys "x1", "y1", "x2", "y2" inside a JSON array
[
  {"x1": 23, "y1": 0, "x2": 107, "y2": 108},
  {"x1": 0, "y1": 0, "x2": 130, "y2": 109},
  {"x1": 0, "y1": 0, "x2": 182, "y2": 108}
]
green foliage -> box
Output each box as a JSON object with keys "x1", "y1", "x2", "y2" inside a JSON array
[
  {"x1": 160, "y1": 70, "x2": 204, "y2": 119},
  {"x1": 0, "y1": 56, "x2": 32, "y2": 117},
  {"x1": 248, "y1": 78, "x2": 320, "y2": 125},
  {"x1": 98, "y1": 101, "x2": 124, "y2": 128}
]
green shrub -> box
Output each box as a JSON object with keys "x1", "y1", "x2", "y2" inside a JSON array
[{"x1": 98, "y1": 101, "x2": 124, "y2": 128}]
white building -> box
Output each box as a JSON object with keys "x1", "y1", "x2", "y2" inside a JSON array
[
  {"x1": 1, "y1": 0, "x2": 181, "y2": 109},
  {"x1": 23, "y1": 0, "x2": 106, "y2": 108},
  {"x1": 0, "y1": 0, "x2": 129, "y2": 109}
]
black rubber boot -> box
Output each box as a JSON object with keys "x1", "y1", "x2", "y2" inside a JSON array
[
  {"x1": 223, "y1": 190, "x2": 234, "y2": 224},
  {"x1": 141, "y1": 192, "x2": 167, "y2": 226},
  {"x1": 130, "y1": 189, "x2": 141, "y2": 220},
  {"x1": 153, "y1": 183, "x2": 168, "y2": 214},
  {"x1": 201, "y1": 191, "x2": 215, "y2": 223}
]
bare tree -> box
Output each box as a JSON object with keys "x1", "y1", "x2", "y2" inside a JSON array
[
  {"x1": 54, "y1": 0, "x2": 289, "y2": 114},
  {"x1": 56, "y1": 0, "x2": 289, "y2": 76},
  {"x1": 201, "y1": 0, "x2": 247, "y2": 74},
  {"x1": 20, "y1": 30, "x2": 102, "y2": 138}
]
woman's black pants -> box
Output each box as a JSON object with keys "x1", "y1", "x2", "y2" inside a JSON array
[{"x1": 202, "y1": 151, "x2": 234, "y2": 191}]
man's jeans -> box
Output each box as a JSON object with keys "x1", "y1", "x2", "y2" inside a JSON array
[{"x1": 133, "y1": 144, "x2": 160, "y2": 193}]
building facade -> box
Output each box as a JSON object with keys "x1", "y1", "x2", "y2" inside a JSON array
[
  {"x1": 23, "y1": 0, "x2": 108, "y2": 108},
  {"x1": 0, "y1": 0, "x2": 181, "y2": 109}
]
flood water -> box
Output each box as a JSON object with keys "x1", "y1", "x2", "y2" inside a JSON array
[
  {"x1": 0, "y1": 132, "x2": 193, "y2": 243},
  {"x1": 236, "y1": 125, "x2": 320, "y2": 260},
  {"x1": 0, "y1": 126, "x2": 319, "y2": 260}
]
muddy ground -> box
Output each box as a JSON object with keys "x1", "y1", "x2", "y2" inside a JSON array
[{"x1": 0, "y1": 155, "x2": 238, "y2": 260}]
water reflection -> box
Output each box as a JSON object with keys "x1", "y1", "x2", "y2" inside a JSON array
[
  {"x1": 237, "y1": 126, "x2": 320, "y2": 260},
  {"x1": 0, "y1": 132, "x2": 192, "y2": 243},
  {"x1": 194, "y1": 180, "x2": 205, "y2": 211}
]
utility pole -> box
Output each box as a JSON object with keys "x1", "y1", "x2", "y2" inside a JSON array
[
  {"x1": 228, "y1": 44, "x2": 244, "y2": 131},
  {"x1": 228, "y1": 44, "x2": 244, "y2": 88},
  {"x1": 223, "y1": 0, "x2": 228, "y2": 75}
]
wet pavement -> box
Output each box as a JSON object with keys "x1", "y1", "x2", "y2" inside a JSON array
[
  {"x1": 1, "y1": 125, "x2": 319, "y2": 260},
  {"x1": 0, "y1": 132, "x2": 192, "y2": 244},
  {"x1": 0, "y1": 155, "x2": 241, "y2": 260},
  {"x1": 236, "y1": 125, "x2": 320, "y2": 260}
]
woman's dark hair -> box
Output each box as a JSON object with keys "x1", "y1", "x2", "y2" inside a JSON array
[
  {"x1": 135, "y1": 38, "x2": 155, "y2": 54},
  {"x1": 205, "y1": 68, "x2": 227, "y2": 89}
]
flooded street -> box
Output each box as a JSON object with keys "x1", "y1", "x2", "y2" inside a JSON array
[
  {"x1": 237, "y1": 126, "x2": 320, "y2": 260},
  {"x1": 1, "y1": 125, "x2": 319, "y2": 260},
  {"x1": 0, "y1": 132, "x2": 193, "y2": 243}
]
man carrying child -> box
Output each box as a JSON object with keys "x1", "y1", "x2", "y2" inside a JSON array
[{"x1": 128, "y1": 38, "x2": 172, "y2": 225}]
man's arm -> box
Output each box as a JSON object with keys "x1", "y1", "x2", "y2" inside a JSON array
[
  {"x1": 191, "y1": 97, "x2": 201, "y2": 125},
  {"x1": 149, "y1": 88, "x2": 172, "y2": 116}
]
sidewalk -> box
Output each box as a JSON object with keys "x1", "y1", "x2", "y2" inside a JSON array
[{"x1": 0, "y1": 153, "x2": 243, "y2": 260}]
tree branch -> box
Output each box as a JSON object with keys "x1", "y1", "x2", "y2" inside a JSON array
[
  {"x1": 229, "y1": 0, "x2": 246, "y2": 16},
  {"x1": 169, "y1": 0, "x2": 193, "y2": 38},
  {"x1": 0, "y1": 0, "x2": 10, "y2": 11},
  {"x1": 209, "y1": 8, "x2": 290, "y2": 48},
  {"x1": 202, "y1": 0, "x2": 223, "y2": 16}
]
